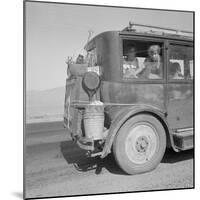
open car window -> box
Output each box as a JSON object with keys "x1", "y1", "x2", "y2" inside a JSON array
[
  {"x1": 168, "y1": 44, "x2": 193, "y2": 80},
  {"x1": 122, "y1": 39, "x2": 164, "y2": 80}
]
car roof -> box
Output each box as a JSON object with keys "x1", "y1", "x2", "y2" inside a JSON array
[
  {"x1": 120, "y1": 30, "x2": 193, "y2": 41},
  {"x1": 85, "y1": 28, "x2": 193, "y2": 51}
]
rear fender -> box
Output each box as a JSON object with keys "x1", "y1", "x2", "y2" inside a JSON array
[{"x1": 101, "y1": 104, "x2": 177, "y2": 158}]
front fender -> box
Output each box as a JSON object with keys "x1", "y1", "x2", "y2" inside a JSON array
[{"x1": 101, "y1": 104, "x2": 173, "y2": 158}]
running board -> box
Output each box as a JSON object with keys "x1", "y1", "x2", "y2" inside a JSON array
[{"x1": 172, "y1": 128, "x2": 193, "y2": 151}]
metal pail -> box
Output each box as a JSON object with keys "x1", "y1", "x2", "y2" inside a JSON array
[{"x1": 83, "y1": 105, "x2": 104, "y2": 140}]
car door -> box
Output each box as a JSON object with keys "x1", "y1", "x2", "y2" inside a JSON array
[{"x1": 166, "y1": 42, "x2": 193, "y2": 130}]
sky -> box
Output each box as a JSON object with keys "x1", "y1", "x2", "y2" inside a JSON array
[{"x1": 25, "y1": 2, "x2": 193, "y2": 91}]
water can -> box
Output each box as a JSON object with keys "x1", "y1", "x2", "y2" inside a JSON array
[{"x1": 83, "y1": 104, "x2": 104, "y2": 140}]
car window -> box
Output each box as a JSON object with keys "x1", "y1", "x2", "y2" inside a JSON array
[
  {"x1": 86, "y1": 48, "x2": 102, "y2": 76},
  {"x1": 168, "y1": 44, "x2": 193, "y2": 80},
  {"x1": 122, "y1": 39, "x2": 164, "y2": 80},
  {"x1": 86, "y1": 48, "x2": 97, "y2": 67}
]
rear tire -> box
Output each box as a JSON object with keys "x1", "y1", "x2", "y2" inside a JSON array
[{"x1": 113, "y1": 114, "x2": 166, "y2": 175}]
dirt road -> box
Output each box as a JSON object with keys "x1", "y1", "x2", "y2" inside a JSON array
[{"x1": 25, "y1": 122, "x2": 194, "y2": 199}]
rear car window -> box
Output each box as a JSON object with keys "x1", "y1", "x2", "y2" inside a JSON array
[{"x1": 168, "y1": 44, "x2": 193, "y2": 80}]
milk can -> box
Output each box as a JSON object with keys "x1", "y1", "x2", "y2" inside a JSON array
[{"x1": 83, "y1": 102, "x2": 104, "y2": 140}]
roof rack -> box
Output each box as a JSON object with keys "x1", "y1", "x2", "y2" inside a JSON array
[{"x1": 122, "y1": 21, "x2": 193, "y2": 38}]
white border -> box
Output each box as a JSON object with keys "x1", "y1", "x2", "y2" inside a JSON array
[{"x1": 0, "y1": 0, "x2": 199, "y2": 200}]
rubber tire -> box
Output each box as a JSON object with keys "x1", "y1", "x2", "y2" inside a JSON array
[{"x1": 113, "y1": 114, "x2": 166, "y2": 175}]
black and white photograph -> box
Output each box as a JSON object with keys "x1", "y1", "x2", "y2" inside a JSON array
[{"x1": 24, "y1": 1, "x2": 194, "y2": 199}]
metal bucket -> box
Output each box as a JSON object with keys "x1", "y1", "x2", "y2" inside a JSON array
[{"x1": 83, "y1": 105, "x2": 104, "y2": 140}]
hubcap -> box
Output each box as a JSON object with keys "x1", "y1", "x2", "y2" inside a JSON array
[
  {"x1": 135, "y1": 136, "x2": 149, "y2": 152},
  {"x1": 125, "y1": 123, "x2": 158, "y2": 164}
]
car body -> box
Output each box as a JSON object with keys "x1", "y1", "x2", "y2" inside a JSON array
[{"x1": 64, "y1": 23, "x2": 194, "y2": 174}]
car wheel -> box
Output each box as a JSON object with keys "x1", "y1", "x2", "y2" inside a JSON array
[{"x1": 113, "y1": 114, "x2": 166, "y2": 175}]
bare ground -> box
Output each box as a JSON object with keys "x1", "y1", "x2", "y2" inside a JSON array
[{"x1": 25, "y1": 122, "x2": 194, "y2": 199}]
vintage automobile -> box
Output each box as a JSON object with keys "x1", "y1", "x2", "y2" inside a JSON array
[{"x1": 64, "y1": 22, "x2": 194, "y2": 175}]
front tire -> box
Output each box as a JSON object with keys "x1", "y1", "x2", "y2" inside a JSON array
[{"x1": 113, "y1": 114, "x2": 166, "y2": 175}]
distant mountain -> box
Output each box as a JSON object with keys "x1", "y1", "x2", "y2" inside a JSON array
[
  {"x1": 26, "y1": 87, "x2": 65, "y2": 122},
  {"x1": 27, "y1": 87, "x2": 65, "y2": 107}
]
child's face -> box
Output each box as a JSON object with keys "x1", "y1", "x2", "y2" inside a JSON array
[
  {"x1": 150, "y1": 51, "x2": 160, "y2": 61},
  {"x1": 127, "y1": 51, "x2": 136, "y2": 61}
]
